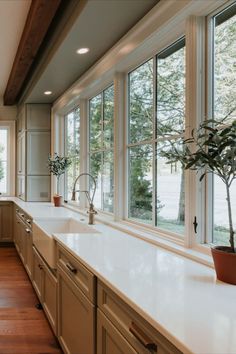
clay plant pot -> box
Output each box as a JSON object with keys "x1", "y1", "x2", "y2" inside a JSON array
[
  {"x1": 53, "y1": 195, "x2": 62, "y2": 207},
  {"x1": 211, "y1": 246, "x2": 236, "y2": 285}
]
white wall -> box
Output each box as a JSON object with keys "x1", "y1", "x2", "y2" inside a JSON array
[{"x1": 0, "y1": 97, "x2": 17, "y2": 121}]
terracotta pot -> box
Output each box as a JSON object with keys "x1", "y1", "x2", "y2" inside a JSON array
[
  {"x1": 211, "y1": 246, "x2": 236, "y2": 285},
  {"x1": 53, "y1": 195, "x2": 62, "y2": 207}
]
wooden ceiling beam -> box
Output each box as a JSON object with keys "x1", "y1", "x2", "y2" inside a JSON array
[{"x1": 3, "y1": 0, "x2": 62, "y2": 106}]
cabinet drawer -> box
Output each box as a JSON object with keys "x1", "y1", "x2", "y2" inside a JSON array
[
  {"x1": 98, "y1": 281, "x2": 182, "y2": 354},
  {"x1": 57, "y1": 244, "x2": 95, "y2": 303}
]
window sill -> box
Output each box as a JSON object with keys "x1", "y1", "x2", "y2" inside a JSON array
[{"x1": 64, "y1": 203, "x2": 214, "y2": 269}]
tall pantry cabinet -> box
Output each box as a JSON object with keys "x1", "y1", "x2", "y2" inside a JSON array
[{"x1": 17, "y1": 104, "x2": 51, "y2": 201}]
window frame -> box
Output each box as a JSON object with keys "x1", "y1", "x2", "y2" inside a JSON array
[
  {"x1": 88, "y1": 83, "x2": 115, "y2": 214},
  {"x1": 64, "y1": 107, "x2": 80, "y2": 202},
  {"x1": 125, "y1": 37, "x2": 186, "y2": 240},
  {"x1": 205, "y1": 1, "x2": 236, "y2": 247},
  {"x1": 0, "y1": 121, "x2": 15, "y2": 196}
]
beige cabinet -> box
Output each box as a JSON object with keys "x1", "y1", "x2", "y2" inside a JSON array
[
  {"x1": 97, "y1": 309, "x2": 137, "y2": 354},
  {"x1": 32, "y1": 247, "x2": 57, "y2": 335},
  {"x1": 97, "y1": 281, "x2": 182, "y2": 354},
  {"x1": 0, "y1": 202, "x2": 13, "y2": 242},
  {"x1": 57, "y1": 244, "x2": 95, "y2": 354},
  {"x1": 16, "y1": 103, "x2": 51, "y2": 201}
]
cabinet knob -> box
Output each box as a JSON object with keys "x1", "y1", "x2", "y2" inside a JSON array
[
  {"x1": 129, "y1": 322, "x2": 157, "y2": 352},
  {"x1": 66, "y1": 262, "x2": 77, "y2": 274},
  {"x1": 25, "y1": 228, "x2": 31, "y2": 234}
]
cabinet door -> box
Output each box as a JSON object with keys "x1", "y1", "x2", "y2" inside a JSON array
[
  {"x1": 27, "y1": 131, "x2": 50, "y2": 175},
  {"x1": 27, "y1": 176, "x2": 50, "y2": 202},
  {"x1": 26, "y1": 104, "x2": 51, "y2": 130},
  {"x1": 14, "y1": 215, "x2": 21, "y2": 252},
  {"x1": 42, "y1": 265, "x2": 57, "y2": 335},
  {"x1": 17, "y1": 175, "x2": 25, "y2": 200},
  {"x1": 25, "y1": 229, "x2": 33, "y2": 279},
  {"x1": 17, "y1": 134, "x2": 25, "y2": 175},
  {"x1": 97, "y1": 310, "x2": 137, "y2": 354},
  {"x1": 58, "y1": 267, "x2": 95, "y2": 354},
  {"x1": 0, "y1": 203, "x2": 13, "y2": 242},
  {"x1": 32, "y1": 247, "x2": 44, "y2": 301}
]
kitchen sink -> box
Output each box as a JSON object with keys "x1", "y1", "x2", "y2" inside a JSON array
[{"x1": 32, "y1": 217, "x2": 99, "y2": 269}]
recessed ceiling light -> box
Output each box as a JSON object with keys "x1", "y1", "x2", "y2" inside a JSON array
[
  {"x1": 76, "y1": 48, "x2": 89, "y2": 54},
  {"x1": 44, "y1": 91, "x2": 52, "y2": 95}
]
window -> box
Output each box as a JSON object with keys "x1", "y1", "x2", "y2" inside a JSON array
[
  {"x1": 208, "y1": 3, "x2": 236, "y2": 246},
  {"x1": 89, "y1": 85, "x2": 114, "y2": 213},
  {"x1": 0, "y1": 122, "x2": 15, "y2": 196},
  {"x1": 64, "y1": 108, "x2": 80, "y2": 201},
  {"x1": 127, "y1": 39, "x2": 186, "y2": 235}
]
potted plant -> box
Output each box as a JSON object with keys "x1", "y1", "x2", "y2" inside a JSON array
[
  {"x1": 48, "y1": 153, "x2": 71, "y2": 207},
  {"x1": 160, "y1": 119, "x2": 236, "y2": 284}
]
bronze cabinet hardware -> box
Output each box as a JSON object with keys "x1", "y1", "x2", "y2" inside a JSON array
[
  {"x1": 129, "y1": 321, "x2": 157, "y2": 352},
  {"x1": 65, "y1": 262, "x2": 77, "y2": 274}
]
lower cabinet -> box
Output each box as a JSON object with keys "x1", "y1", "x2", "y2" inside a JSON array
[
  {"x1": 0, "y1": 202, "x2": 13, "y2": 242},
  {"x1": 32, "y1": 247, "x2": 57, "y2": 335},
  {"x1": 97, "y1": 309, "x2": 137, "y2": 354},
  {"x1": 97, "y1": 281, "x2": 182, "y2": 354},
  {"x1": 57, "y1": 262, "x2": 95, "y2": 354}
]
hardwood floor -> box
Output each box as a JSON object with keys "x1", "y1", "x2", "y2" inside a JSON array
[{"x1": 0, "y1": 247, "x2": 62, "y2": 353}]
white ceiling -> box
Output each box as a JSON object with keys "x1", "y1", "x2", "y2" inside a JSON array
[{"x1": 0, "y1": 0, "x2": 31, "y2": 99}]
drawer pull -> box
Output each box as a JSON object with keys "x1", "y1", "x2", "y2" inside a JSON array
[
  {"x1": 66, "y1": 262, "x2": 77, "y2": 274},
  {"x1": 129, "y1": 322, "x2": 157, "y2": 352},
  {"x1": 20, "y1": 213, "x2": 25, "y2": 218},
  {"x1": 26, "y1": 219, "x2": 31, "y2": 225},
  {"x1": 25, "y1": 228, "x2": 31, "y2": 234}
]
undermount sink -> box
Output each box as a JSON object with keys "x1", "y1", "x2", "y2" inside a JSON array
[{"x1": 32, "y1": 217, "x2": 99, "y2": 269}]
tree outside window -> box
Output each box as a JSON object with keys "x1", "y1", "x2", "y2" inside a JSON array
[
  {"x1": 127, "y1": 39, "x2": 186, "y2": 235},
  {"x1": 89, "y1": 85, "x2": 114, "y2": 213}
]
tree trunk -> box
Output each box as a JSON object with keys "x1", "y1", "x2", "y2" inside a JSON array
[{"x1": 225, "y1": 181, "x2": 235, "y2": 252}]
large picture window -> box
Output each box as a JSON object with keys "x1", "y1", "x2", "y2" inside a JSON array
[
  {"x1": 64, "y1": 108, "x2": 80, "y2": 201},
  {"x1": 89, "y1": 85, "x2": 114, "y2": 213},
  {"x1": 127, "y1": 39, "x2": 186, "y2": 235},
  {"x1": 209, "y1": 3, "x2": 236, "y2": 246}
]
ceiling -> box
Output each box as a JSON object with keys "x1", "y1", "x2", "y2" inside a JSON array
[
  {"x1": 0, "y1": 0, "x2": 31, "y2": 100},
  {"x1": 16, "y1": 0, "x2": 159, "y2": 105}
]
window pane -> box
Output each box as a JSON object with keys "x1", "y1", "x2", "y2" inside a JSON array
[
  {"x1": 128, "y1": 145, "x2": 152, "y2": 223},
  {"x1": 214, "y1": 7, "x2": 236, "y2": 123},
  {"x1": 0, "y1": 129, "x2": 8, "y2": 194},
  {"x1": 128, "y1": 60, "x2": 153, "y2": 144},
  {"x1": 90, "y1": 152, "x2": 102, "y2": 210},
  {"x1": 213, "y1": 175, "x2": 236, "y2": 246},
  {"x1": 157, "y1": 40, "x2": 185, "y2": 135},
  {"x1": 104, "y1": 86, "x2": 114, "y2": 149},
  {"x1": 156, "y1": 142, "x2": 185, "y2": 235},
  {"x1": 89, "y1": 94, "x2": 102, "y2": 151},
  {"x1": 103, "y1": 151, "x2": 114, "y2": 213},
  {"x1": 65, "y1": 109, "x2": 80, "y2": 200}
]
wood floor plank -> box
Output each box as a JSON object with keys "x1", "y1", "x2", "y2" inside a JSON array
[{"x1": 0, "y1": 247, "x2": 62, "y2": 353}]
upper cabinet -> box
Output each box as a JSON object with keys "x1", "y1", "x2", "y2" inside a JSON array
[
  {"x1": 17, "y1": 104, "x2": 51, "y2": 202},
  {"x1": 17, "y1": 104, "x2": 51, "y2": 134}
]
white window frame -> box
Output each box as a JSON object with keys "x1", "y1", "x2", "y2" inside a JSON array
[
  {"x1": 0, "y1": 121, "x2": 15, "y2": 196},
  {"x1": 88, "y1": 84, "x2": 115, "y2": 214},
  {"x1": 205, "y1": 0, "x2": 236, "y2": 247}
]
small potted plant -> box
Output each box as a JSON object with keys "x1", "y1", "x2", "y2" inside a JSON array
[
  {"x1": 48, "y1": 153, "x2": 71, "y2": 207},
  {"x1": 160, "y1": 119, "x2": 236, "y2": 284}
]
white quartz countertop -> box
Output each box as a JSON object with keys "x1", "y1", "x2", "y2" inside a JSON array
[{"x1": 2, "y1": 198, "x2": 236, "y2": 353}]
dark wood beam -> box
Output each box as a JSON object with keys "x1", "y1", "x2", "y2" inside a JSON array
[{"x1": 3, "y1": 0, "x2": 62, "y2": 106}]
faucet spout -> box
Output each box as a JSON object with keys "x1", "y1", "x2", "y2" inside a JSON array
[{"x1": 71, "y1": 173, "x2": 97, "y2": 224}]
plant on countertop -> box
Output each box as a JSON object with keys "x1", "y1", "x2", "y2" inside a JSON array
[
  {"x1": 48, "y1": 153, "x2": 71, "y2": 196},
  {"x1": 160, "y1": 119, "x2": 236, "y2": 253}
]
